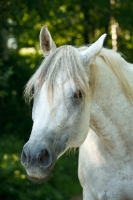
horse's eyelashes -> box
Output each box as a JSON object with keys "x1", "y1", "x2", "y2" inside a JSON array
[{"x1": 73, "y1": 90, "x2": 82, "y2": 99}]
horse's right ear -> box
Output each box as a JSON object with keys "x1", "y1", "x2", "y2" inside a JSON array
[
  {"x1": 40, "y1": 25, "x2": 57, "y2": 57},
  {"x1": 80, "y1": 34, "x2": 107, "y2": 65}
]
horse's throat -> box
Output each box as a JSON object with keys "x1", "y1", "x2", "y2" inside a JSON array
[{"x1": 90, "y1": 103, "x2": 127, "y2": 156}]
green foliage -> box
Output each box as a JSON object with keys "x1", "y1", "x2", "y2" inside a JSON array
[{"x1": 0, "y1": 0, "x2": 133, "y2": 199}]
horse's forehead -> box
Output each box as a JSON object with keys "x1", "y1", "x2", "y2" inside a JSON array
[
  {"x1": 38, "y1": 74, "x2": 75, "y2": 99},
  {"x1": 55, "y1": 71, "x2": 75, "y2": 89}
]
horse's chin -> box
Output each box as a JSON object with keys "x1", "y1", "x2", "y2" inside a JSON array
[{"x1": 27, "y1": 172, "x2": 51, "y2": 183}]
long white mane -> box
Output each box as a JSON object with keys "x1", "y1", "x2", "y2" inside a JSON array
[
  {"x1": 98, "y1": 48, "x2": 133, "y2": 103},
  {"x1": 24, "y1": 46, "x2": 133, "y2": 103}
]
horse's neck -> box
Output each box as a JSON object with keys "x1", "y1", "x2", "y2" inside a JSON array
[{"x1": 90, "y1": 57, "x2": 133, "y2": 156}]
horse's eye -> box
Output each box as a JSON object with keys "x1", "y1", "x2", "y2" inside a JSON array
[{"x1": 73, "y1": 90, "x2": 83, "y2": 99}]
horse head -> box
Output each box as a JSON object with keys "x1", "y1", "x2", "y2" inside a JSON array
[{"x1": 21, "y1": 25, "x2": 106, "y2": 182}]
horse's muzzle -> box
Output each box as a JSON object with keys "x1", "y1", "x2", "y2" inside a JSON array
[{"x1": 21, "y1": 141, "x2": 54, "y2": 180}]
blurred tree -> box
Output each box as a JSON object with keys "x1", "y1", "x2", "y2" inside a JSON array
[{"x1": 113, "y1": 0, "x2": 133, "y2": 61}]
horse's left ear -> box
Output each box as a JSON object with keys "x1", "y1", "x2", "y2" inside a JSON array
[
  {"x1": 80, "y1": 34, "x2": 107, "y2": 64},
  {"x1": 40, "y1": 25, "x2": 57, "y2": 57}
]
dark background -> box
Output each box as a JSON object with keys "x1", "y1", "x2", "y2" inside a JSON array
[{"x1": 0, "y1": 0, "x2": 133, "y2": 199}]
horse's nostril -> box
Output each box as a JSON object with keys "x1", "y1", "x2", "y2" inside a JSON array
[
  {"x1": 21, "y1": 150, "x2": 28, "y2": 167},
  {"x1": 21, "y1": 142, "x2": 52, "y2": 170},
  {"x1": 38, "y1": 150, "x2": 52, "y2": 168}
]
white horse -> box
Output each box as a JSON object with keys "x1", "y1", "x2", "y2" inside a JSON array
[{"x1": 21, "y1": 25, "x2": 133, "y2": 200}]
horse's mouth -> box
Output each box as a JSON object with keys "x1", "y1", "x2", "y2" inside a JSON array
[{"x1": 27, "y1": 172, "x2": 52, "y2": 183}]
